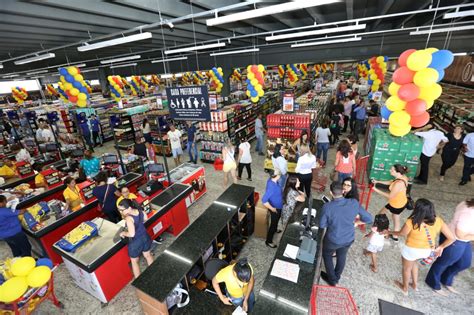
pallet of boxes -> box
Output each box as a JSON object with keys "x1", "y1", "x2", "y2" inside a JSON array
[{"x1": 367, "y1": 128, "x2": 422, "y2": 181}]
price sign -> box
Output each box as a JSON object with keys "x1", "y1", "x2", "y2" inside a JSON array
[
  {"x1": 209, "y1": 95, "x2": 218, "y2": 110},
  {"x1": 283, "y1": 93, "x2": 294, "y2": 112}
]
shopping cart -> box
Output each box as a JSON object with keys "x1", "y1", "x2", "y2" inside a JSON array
[
  {"x1": 311, "y1": 284, "x2": 358, "y2": 315},
  {"x1": 0, "y1": 267, "x2": 63, "y2": 315}
]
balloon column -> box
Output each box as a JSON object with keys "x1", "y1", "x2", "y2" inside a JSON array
[
  {"x1": 314, "y1": 64, "x2": 321, "y2": 76},
  {"x1": 245, "y1": 64, "x2": 265, "y2": 103},
  {"x1": 140, "y1": 76, "x2": 150, "y2": 91},
  {"x1": 108, "y1": 75, "x2": 124, "y2": 102},
  {"x1": 193, "y1": 71, "x2": 205, "y2": 85},
  {"x1": 357, "y1": 61, "x2": 369, "y2": 80},
  {"x1": 299, "y1": 64, "x2": 308, "y2": 79},
  {"x1": 278, "y1": 65, "x2": 285, "y2": 79},
  {"x1": 150, "y1": 74, "x2": 160, "y2": 85},
  {"x1": 286, "y1": 64, "x2": 299, "y2": 86},
  {"x1": 46, "y1": 84, "x2": 58, "y2": 97},
  {"x1": 57, "y1": 82, "x2": 68, "y2": 101},
  {"x1": 58, "y1": 66, "x2": 89, "y2": 107},
  {"x1": 321, "y1": 63, "x2": 328, "y2": 73},
  {"x1": 384, "y1": 48, "x2": 454, "y2": 137},
  {"x1": 208, "y1": 67, "x2": 224, "y2": 93},
  {"x1": 181, "y1": 72, "x2": 192, "y2": 85},
  {"x1": 231, "y1": 68, "x2": 242, "y2": 82},
  {"x1": 129, "y1": 76, "x2": 141, "y2": 96},
  {"x1": 367, "y1": 56, "x2": 388, "y2": 92},
  {"x1": 11, "y1": 87, "x2": 28, "y2": 104},
  {"x1": 329, "y1": 63, "x2": 335, "y2": 71}
]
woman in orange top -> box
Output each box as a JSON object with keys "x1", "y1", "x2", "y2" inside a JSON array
[
  {"x1": 390, "y1": 199, "x2": 455, "y2": 296},
  {"x1": 334, "y1": 140, "x2": 356, "y2": 182},
  {"x1": 372, "y1": 164, "x2": 409, "y2": 241}
]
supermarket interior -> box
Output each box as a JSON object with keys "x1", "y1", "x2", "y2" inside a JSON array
[{"x1": 0, "y1": 1, "x2": 473, "y2": 314}]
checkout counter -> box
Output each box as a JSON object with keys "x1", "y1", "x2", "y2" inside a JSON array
[
  {"x1": 132, "y1": 184, "x2": 255, "y2": 315},
  {"x1": 252, "y1": 199, "x2": 324, "y2": 314},
  {"x1": 53, "y1": 183, "x2": 193, "y2": 304},
  {"x1": 165, "y1": 163, "x2": 206, "y2": 205}
]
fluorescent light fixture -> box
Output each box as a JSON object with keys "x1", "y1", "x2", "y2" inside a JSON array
[
  {"x1": 31, "y1": 75, "x2": 46, "y2": 79},
  {"x1": 206, "y1": 0, "x2": 340, "y2": 26},
  {"x1": 81, "y1": 68, "x2": 99, "y2": 73},
  {"x1": 151, "y1": 56, "x2": 188, "y2": 63},
  {"x1": 443, "y1": 10, "x2": 474, "y2": 19},
  {"x1": 291, "y1": 36, "x2": 362, "y2": 48},
  {"x1": 77, "y1": 32, "x2": 152, "y2": 52},
  {"x1": 110, "y1": 63, "x2": 137, "y2": 69},
  {"x1": 0, "y1": 64, "x2": 3, "y2": 69},
  {"x1": 161, "y1": 74, "x2": 173, "y2": 79},
  {"x1": 266, "y1": 24, "x2": 366, "y2": 41},
  {"x1": 3, "y1": 74, "x2": 20, "y2": 78},
  {"x1": 72, "y1": 63, "x2": 86, "y2": 68},
  {"x1": 101, "y1": 55, "x2": 141, "y2": 64},
  {"x1": 26, "y1": 69, "x2": 48, "y2": 75},
  {"x1": 175, "y1": 73, "x2": 183, "y2": 78},
  {"x1": 210, "y1": 48, "x2": 260, "y2": 56},
  {"x1": 453, "y1": 52, "x2": 467, "y2": 56},
  {"x1": 165, "y1": 42, "x2": 226, "y2": 55},
  {"x1": 410, "y1": 25, "x2": 474, "y2": 35},
  {"x1": 14, "y1": 53, "x2": 56, "y2": 65}
]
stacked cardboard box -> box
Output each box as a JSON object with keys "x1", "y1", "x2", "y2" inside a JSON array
[{"x1": 367, "y1": 128, "x2": 422, "y2": 181}]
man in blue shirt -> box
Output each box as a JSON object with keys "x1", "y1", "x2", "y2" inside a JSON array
[
  {"x1": 319, "y1": 182, "x2": 372, "y2": 286},
  {"x1": 353, "y1": 100, "x2": 367, "y2": 136},
  {"x1": 186, "y1": 121, "x2": 198, "y2": 164},
  {"x1": 0, "y1": 195, "x2": 32, "y2": 257},
  {"x1": 79, "y1": 150, "x2": 101, "y2": 178},
  {"x1": 79, "y1": 119, "x2": 94, "y2": 151},
  {"x1": 90, "y1": 114, "x2": 102, "y2": 147},
  {"x1": 262, "y1": 170, "x2": 283, "y2": 248}
]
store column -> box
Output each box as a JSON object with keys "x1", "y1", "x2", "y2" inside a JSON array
[{"x1": 97, "y1": 68, "x2": 110, "y2": 97}]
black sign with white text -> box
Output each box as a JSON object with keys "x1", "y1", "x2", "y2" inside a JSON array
[{"x1": 166, "y1": 85, "x2": 211, "y2": 121}]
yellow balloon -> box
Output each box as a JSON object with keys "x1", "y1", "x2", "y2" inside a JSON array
[
  {"x1": 60, "y1": 76, "x2": 66, "y2": 83},
  {"x1": 406, "y1": 50, "x2": 432, "y2": 71},
  {"x1": 27, "y1": 266, "x2": 52, "y2": 288},
  {"x1": 246, "y1": 90, "x2": 251, "y2": 97},
  {"x1": 374, "y1": 79, "x2": 381, "y2": 85},
  {"x1": 386, "y1": 95, "x2": 407, "y2": 111},
  {"x1": 251, "y1": 97, "x2": 259, "y2": 103},
  {"x1": 68, "y1": 67, "x2": 78, "y2": 76},
  {"x1": 419, "y1": 83, "x2": 442, "y2": 101},
  {"x1": 246, "y1": 65, "x2": 252, "y2": 73},
  {"x1": 370, "y1": 74, "x2": 377, "y2": 80},
  {"x1": 74, "y1": 74, "x2": 84, "y2": 82},
  {"x1": 376, "y1": 56, "x2": 384, "y2": 63},
  {"x1": 389, "y1": 123, "x2": 411, "y2": 137},
  {"x1": 64, "y1": 83, "x2": 73, "y2": 90},
  {"x1": 388, "y1": 82, "x2": 400, "y2": 96},
  {"x1": 258, "y1": 89, "x2": 264, "y2": 97},
  {"x1": 413, "y1": 68, "x2": 439, "y2": 88},
  {"x1": 425, "y1": 47, "x2": 439, "y2": 54},
  {"x1": 389, "y1": 110, "x2": 411, "y2": 126},
  {"x1": 77, "y1": 99, "x2": 87, "y2": 107},
  {"x1": 425, "y1": 99, "x2": 434, "y2": 110},
  {"x1": 258, "y1": 64, "x2": 264, "y2": 72},
  {"x1": 247, "y1": 72, "x2": 255, "y2": 80},
  {"x1": 251, "y1": 79, "x2": 258, "y2": 86},
  {"x1": 78, "y1": 93, "x2": 87, "y2": 101},
  {"x1": 70, "y1": 88, "x2": 79, "y2": 96},
  {"x1": 11, "y1": 257, "x2": 35, "y2": 277},
  {"x1": 0, "y1": 277, "x2": 28, "y2": 303},
  {"x1": 371, "y1": 85, "x2": 379, "y2": 92},
  {"x1": 368, "y1": 69, "x2": 375, "y2": 74}
]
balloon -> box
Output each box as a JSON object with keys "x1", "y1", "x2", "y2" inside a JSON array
[
  {"x1": 246, "y1": 90, "x2": 251, "y2": 97},
  {"x1": 251, "y1": 97, "x2": 258, "y2": 103},
  {"x1": 59, "y1": 68, "x2": 69, "y2": 76},
  {"x1": 398, "y1": 83, "x2": 420, "y2": 102},
  {"x1": 425, "y1": 99, "x2": 434, "y2": 110},
  {"x1": 371, "y1": 85, "x2": 379, "y2": 92},
  {"x1": 398, "y1": 49, "x2": 417, "y2": 67},
  {"x1": 432, "y1": 68, "x2": 445, "y2": 82},
  {"x1": 78, "y1": 93, "x2": 87, "y2": 101},
  {"x1": 258, "y1": 64, "x2": 264, "y2": 72},
  {"x1": 386, "y1": 95, "x2": 407, "y2": 111},
  {"x1": 429, "y1": 50, "x2": 454, "y2": 69},
  {"x1": 251, "y1": 65, "x2": 258, "y2": 73},
  {"x1": 367, "y1": 80, "x2": 374, "y2": 85},
  {"x1": 407, "y1": 50, "x2": 432, "y2": 71},
  {"x1": 251, "y1": 79, "x2": 258, "y2": 86},
  {"x1": 27, "y1": 266, "x2": 52, "y2": 288},
  {"x1": 410, "y1": 111, "x2": 430, "y2": 128},
  {"x1": 251, "y1": 91, "x2": 257, "y2": 98},
  {"x1": 374, "y1": 79, "x2": 381, "y2": 85},
  {"x1": 376, "y1": 56, "x2": 385, "y2": 63},
  {"x1": 74, "y1": 74, "x2": 84, "y2": 82},
  {"x1": 413, "y1": 68, "x2": 439, "y2": 88},
  {"x1": 11, "y1": 257, "x2": 35, "y2": 277},
  {"x1": 73, "y1": 81, "x2": 82, "y2": 89},
  {"x1": 418, "y1": 83, "x2": 442, "y2": 101},
  {"x1": 69, "y1": 96, "x2": 78, "y2": 103},
  {"x1": 60, "y1": 76, "x2": 66, "y2": 83},
  {"x1": 389, "y1": 123, "x2": 412, "y2": 137},
  {"x1": 0, "y1": 277, "x2": 28, "y2": 303},
  {"x1": 425, "y1": 47, "x2": 439, "y2": 54},
  {"x1": 392, "y1": 67, "x2": 415, "y2": 85},
  {"x1": 258, "y1": 90, "x2": 264, "y2": 97},
  {"x1": 70, "y1": 88, "x2": 79, "y2": 96},
  {"x1": 370, "y1": 73, "x2": 377, "y2": 80},
  {"x1": 77, "y1": 99, "x2": 87, "y2": 107},
  {"x1": 247, "y1": 72, "x2": 255, "y2": 80},
  {"x1": 388, "y1": 82, "x2": 401, "y2": 96},
  {"x1": 36, "y1": 258, "x2": 53, "y2": 269},
  {"x1": 405, "y1": 99, "x2": 427, "y2": 116},
  {"x1": 68, "y1": 67, "x2": 78, "y2": 76},
  {"x1": 381, "y1": 106, "x2": 392, "y2": 120},
  {"x1": 65, "y1": 74, "x2": 75, "y2": 83},
  {"x1": 389, "y1": 110, "x2": 411, "y2": 127}
]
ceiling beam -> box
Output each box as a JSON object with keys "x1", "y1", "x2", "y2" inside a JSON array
[
  {"x1": 305, "y1": 7, "x2": 326, "y2": 24},
  {"x1": 346, "y1": 0, "x2": 354, "y2": 20},
  {"x1": 395, "y1": 1, "x2": 432, "y2": 28},
  {"x1": 371, "y1": 0, "x2": 395, "y2": 30}
]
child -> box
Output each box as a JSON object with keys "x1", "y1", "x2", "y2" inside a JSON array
[
  {"x1": 363, "y1": 213, "x2": 389, "y2": 273},
  {"x1": 118, "y1": 199, "x2": 153, "y2": 278}
]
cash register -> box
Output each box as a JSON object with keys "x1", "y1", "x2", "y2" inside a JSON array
[
  {"x1": 77, "y1": 180, "x2": 96, "y2": 203},
  {"x1": 138, "y1": 163, "x2": 165, "y2": 197},
  {"x1": 42, "y1": 169, "x2": 62, "y2": 188},
  {"x1": 103, "y1": 154, "x2": 119, "y2": 165},
  {"x1": 15, "y1": 161, "x2": 34, "y2": 178}
]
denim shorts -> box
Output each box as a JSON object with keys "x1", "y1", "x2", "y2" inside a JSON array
[
  {"x1": 172, "y1": 147, "x2": 183, "y2": 158},
  {"x1": 128, "y1": 233, "x2": 152, "y2": 258}
]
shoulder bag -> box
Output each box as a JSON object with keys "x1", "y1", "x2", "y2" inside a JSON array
[
  {"x1": 97, "y1": 184, "x2": 111, "y2": 212},
  {"x1": 419, "y1": 224, "x2": 437, "y2": 266},
  {"x1": 397, "y1": 179, "x2": 414, "y2": 210}
]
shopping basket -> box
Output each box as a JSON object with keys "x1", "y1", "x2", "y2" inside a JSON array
[
  {"x1": 213, "y1": 158, "x2": 224, "y2": 171},
  {"x1": 311, "y1": 285, "x2": 358, "y2": 315}
]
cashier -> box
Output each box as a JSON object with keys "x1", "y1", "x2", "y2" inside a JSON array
[
  {"x1": 63, "y1": 177, "x2": 83, "y2": 211},
  {"x1": 0, "y1": 158, "x2": 18, "y2": 179},
  {"x1": 116, "y1": 186, "x2": 138, "y2": 208},
  {"x1": 212, "y1": 258, "x2": 255, "y2": 312},
  {"x1": 0, "y1": 194, "x2": 32, "y2": 257},
  {"x1": 34, "y1": 165, "x2": 48, "y2": 188},
  {"x1": 79, "y1": 150, "x2": 101, "y2": 178},
  {"x1": 92, "y1": 172, "x2": 122, "y2": 223}
]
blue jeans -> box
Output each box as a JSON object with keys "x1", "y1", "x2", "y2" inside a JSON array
[
  {"x1": 256, "y1": 135, "x2": 263, "y2": 153},
  {"x1": 425, "y1": 235, "x2": 472, "y2": 290},
  {"x1": 187, "y1": 141, "x2": 197, "y2": 163},
  {"x1": 322, "y1": 239, "x2": 353, "y2": 285},
  {"x1": 338, "y1": 172, "x2": 352, "y2": 182},
  {"x1": 227, "y1": 290, "x2": 255, "y2": 312},
  {"x1": 278, "y1": 174, "x2": 287, "y2": 191},
  {"x1": 316, "y1": 142, "x2": 330, "y2": 164}
]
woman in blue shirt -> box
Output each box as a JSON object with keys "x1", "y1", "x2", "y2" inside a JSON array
[
  {"x1": 79, "y1": 150, "x2": 101, "y2": 178},
  {"x1": 0, "y1": 195, "x2": 32, "y2": 257}
]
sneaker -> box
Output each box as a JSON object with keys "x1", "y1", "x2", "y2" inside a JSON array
[
  {"x1": 265, "y1": 242, "x2": 277, "y2": 248},
  {"x1": 155, "y1": 236, "x2": 164, "y2": 244},
  {"x1": 459, "y1": 181, "x2": 467, "y2": 186},
  {"x1": 247, "y1": 178, "x2": 252, "y2": 181}
]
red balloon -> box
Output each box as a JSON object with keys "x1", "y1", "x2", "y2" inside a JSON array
[
  {"x1": 398, "y1": 49, "x2": 417, "y2": 67},
  {"x1": 69, "y1": 96, "x2": 78, "y2": 103},
  {"x1": 76, "y1": 68, "x2": 81, "y2": 74},
  {"x1": 398, "y1": 83, "x2": 420, "y2": 102},
  {"x1": 405, "y1": 99, "x2": 427, "y2": 116},
  {"x1": 251, "y1": 65, "x2": 258, "y2": 73},
  {"x1": 410, "y1": 111, "x2": 430, "y2": 128},
  {"x1": 392, "y1": 66, "x2": 415, "y2": 85},
  {"x1": 65, "y1": 90, "x2": 72, "y2": 97}
]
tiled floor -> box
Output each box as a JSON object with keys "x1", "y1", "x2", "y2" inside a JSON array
[{"x1": 1, "y1": 134, "x2": 472, "y2": 314}]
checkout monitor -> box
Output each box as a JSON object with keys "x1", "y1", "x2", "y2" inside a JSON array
[
  {"x1": 45, "y1": 143, "x2": 58, "y2": 152},
  {"x1": 147, "y1": 163, "x2": 164, "y2": 174},
  {"x1": 103, "y1": 155, "x2": 119, "y2": 165},
  {"x1": 70, "y1": 149, "x2": 84, "y2": 158}
]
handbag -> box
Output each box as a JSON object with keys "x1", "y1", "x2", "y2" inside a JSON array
[
  {"x1": 398, "y1": 179, "x2": 414, "y2": 210},
  {"x1": 166, "y1": 283, "x2": 190, "y2": 309},
  {"x1": 419, "y1": 224, "x2": 437, "y2": 266}
]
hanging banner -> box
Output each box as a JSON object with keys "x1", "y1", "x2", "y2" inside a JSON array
[{"x1": 166, "y1": 85, "x2": 211, "y2": 121}]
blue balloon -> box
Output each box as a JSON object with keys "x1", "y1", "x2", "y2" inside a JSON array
[
  {"x1": 367, "y1": 80, "x2": 373, "y2": 85},
  {"x1": 381, "y1": 106, "x2": 392, "y2": 120},
  {"x1": 251, "y1": 91, "x2": 258, "y2": 98},
  {"x1": 430, "y1": 67, "x2": 445, "y2": 82},
  {"x1": 384, "y1": 56, "x2": 388, "y2": 62},
  {"x1": 368, "y1": 92, "x2": 373, "y2": 99},
  {"x1": 65, "y1": 74, "x2": 75, "y2": 83},
  {"x1": 73, "y1": 81, "x2": 82, "y2": 89},
  {"x1": 59, "y1": 68, "x2": 68, "y2": 76},
  {"x1": 429, "y1": 50, "x2": 454, "y2": 70},
  {"x1": 36, "y1": 258, "x2": 53, "y2": 269},
  {"x1": 79, "y1": 86, "x2": 88, "y2": 93}
]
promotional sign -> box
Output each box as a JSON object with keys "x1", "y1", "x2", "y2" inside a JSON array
[
  {"x1": 166, "y1": 85, "x2": 211, "y2": 121},
  {"x1": 156, "y1": 97, "x2": 163, "y2": 110},
  {"x1": 283, "y1": 92, "x2": 294, "y2": 112},
  {"x1": 209, "y1": 95, "x2": 218, "y2": 110},
  {"x1": 315, "y1": 78, "x2": 323, "y2": 92}
]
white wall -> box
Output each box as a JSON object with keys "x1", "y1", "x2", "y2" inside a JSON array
[{"x1": 0, "y1": 80, "x2": 41, "y2": 94}]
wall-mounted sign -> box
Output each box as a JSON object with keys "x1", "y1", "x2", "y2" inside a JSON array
[{"x1": 166, "y1": 85, "x2": 211, "y2": 121}]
